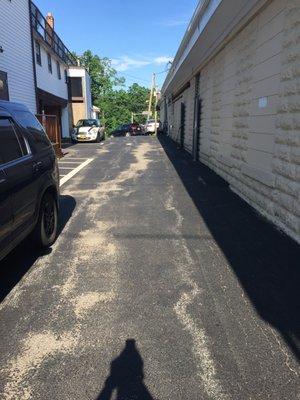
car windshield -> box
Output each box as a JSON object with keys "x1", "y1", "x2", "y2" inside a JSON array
[{"x1": 76, "y1": 119, "x2": 98, "y2": 127}]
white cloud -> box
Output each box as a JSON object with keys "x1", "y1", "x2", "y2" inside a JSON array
[
  {"x1": 112, "y1": 55, "x2": 173, "y2": 72},
  {"x1": 111, "y1": 56, "x2": 150, "y2": 72},
  {"x1": 154, "y1": 56, "x2": 174, "y2": 65}
]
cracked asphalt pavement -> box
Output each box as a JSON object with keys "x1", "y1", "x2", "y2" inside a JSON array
[{"x1": 0, "y1": 136, "x2": 299, "y2": 399}]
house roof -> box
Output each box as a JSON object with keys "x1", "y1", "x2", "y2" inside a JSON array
[{"x1": 162, "y1": 0, "x2": 268, "y2": 95}]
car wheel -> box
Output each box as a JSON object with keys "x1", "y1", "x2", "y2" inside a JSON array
[
  {"x1": 96, "y1": 132, "x2": 101, "y2": 143},
  {"x1": 34, "y1": 192, "x2": 58, "y2": 248}
]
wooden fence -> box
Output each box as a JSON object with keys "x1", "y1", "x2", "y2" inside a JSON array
[{"x1": 36, "y1": 114, "x2": 63, "y2": 157}]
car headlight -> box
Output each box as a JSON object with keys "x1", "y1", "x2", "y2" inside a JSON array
[{"x1": 90, "y1": 128, "x2": 98, "y2": 136}]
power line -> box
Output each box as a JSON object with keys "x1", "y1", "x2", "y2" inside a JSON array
[
  {"x1": 118, "y1": 72, "x2": 150, "y2": 84},
  {"x1": 155, "y1": 68, "x2": 170, "y2": 75}
]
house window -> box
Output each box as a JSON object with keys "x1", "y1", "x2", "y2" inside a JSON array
[
  {"x1": 56, "y1": 61, "x2": 61, "y2": 80},
  {"x1": 0, "y1": 71, "x2": 9, "y2": 101},
  {"x1": 47, "y1": 53, "x2": 52, "y2": 73},
  {"x1": 70, "y1": 77, "x2": 83, "y2": 98},
  {"x1": 35, "y1": 41, "x2": 41, "y2": 66},
  {"x1": 64, "y1": 69, "x2": 68, "y2": 84}
]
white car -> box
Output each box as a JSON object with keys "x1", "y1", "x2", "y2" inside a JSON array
[
  {"x1": 71, "y1": 119, "x2": 105, "y2": 142},
  {"x1": 145, "y1": 119, "x2": 160, "y2": 134}
]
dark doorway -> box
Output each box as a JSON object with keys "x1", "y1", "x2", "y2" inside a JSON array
[
  {"x1": 97, "y1": 339, "x2": 154, "y2": 400},
  {"x1": 0, "y1": 71, "x2": 9, "y2": 101},
  {"x1": 192, "y1": 74, "x2": 201, "y2": 161},
  {"x1": 180, "y1": 102, "x2": 186, "y2": 149}
]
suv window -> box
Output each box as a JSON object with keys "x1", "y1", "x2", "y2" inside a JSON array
[
  {"x1": 0, "y1": 118, "x2": 23, "y2": 164},
  {"x1": 14, "y1": 111, "x2": 51, "y2": 151}
]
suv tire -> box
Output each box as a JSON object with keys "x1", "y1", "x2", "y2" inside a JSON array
[{"x1": 34, "y1": 192, "x2": 58, "y2": 248}]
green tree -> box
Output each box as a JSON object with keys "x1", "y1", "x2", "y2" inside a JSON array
[
  {"x1": 75, "y1": 50, "x2": 151, "y2": 134},
  {"x1": 77, "y1": 50, "x2": 124, "y2": 103},
  {"x1": 127, "y1": 83, "x2": 150, "y2": 124}
]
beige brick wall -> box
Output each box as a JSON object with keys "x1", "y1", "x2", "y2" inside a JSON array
[
  {"x1": 272, "y1": 0, "x2": 300, "y2": 239},
  {"x1": 169, "y1": 0, "x2": 299, "y2": 242}
]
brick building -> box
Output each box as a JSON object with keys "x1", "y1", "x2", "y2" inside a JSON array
[{"x1": 160, "y1": 0, "x2": 300, "y2": 243}]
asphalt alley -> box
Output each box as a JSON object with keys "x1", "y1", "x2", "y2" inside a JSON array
[{"x1": 0, "y1": 137, "x2": 299, "y2": 400}]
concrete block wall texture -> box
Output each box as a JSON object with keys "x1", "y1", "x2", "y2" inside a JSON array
[
  {"x1": 272, "y1": 0, "x2": 300, "y2": 240},
  {"x1": 167, "y1": 0, "x2": 300, "y2": 243},
  {"x1": 200, "y1": 0, "x2": 300, "y2": 242}
]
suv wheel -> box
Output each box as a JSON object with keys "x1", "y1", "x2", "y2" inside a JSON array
[{"x1": 35, "y1": 192, "x2": 58, "y2": 248}]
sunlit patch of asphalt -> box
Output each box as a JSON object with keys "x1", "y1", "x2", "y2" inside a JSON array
[
  {"x1": 165, "y1": 186, "x2": 229, "y2": 400},
  {"x1": 0, "y1": 142, "x2": 153, "y2": 400}
]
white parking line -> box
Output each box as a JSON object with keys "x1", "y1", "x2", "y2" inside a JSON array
[
  {"x1": 58, "y1": 161, "x2": 84, "y2": 164},
  {"x1": 59, "y1": 167, "x2": 76, "y2": 170},
  {"x1": 60, "y1": 158, "x2": 94, "y2": 187},
  {"x1": 61, "y1": 157, "x2": 87, "y2": 160}
]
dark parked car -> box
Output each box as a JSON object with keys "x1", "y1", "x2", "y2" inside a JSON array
[
  {"x1": 0, "y1": 100, "x2": 59, "y2": 262},
  {"x1": 111, "y1": 123, "x2": 143, "y2": 137},
  {"x1": 111, "y1": 124, "x2": 132, "y2": 137},
  {"x1": 129, "y1": 123, "x2": 143, "y2": 136}
]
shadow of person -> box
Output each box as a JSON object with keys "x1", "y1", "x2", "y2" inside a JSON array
[{"x1": 97, "y1": 339, "x2": 154, "y2": 400}]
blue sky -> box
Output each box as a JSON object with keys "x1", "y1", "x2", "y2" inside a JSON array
[{"x1": 34, "y1": 0, "x2": 198, "y2": 88}]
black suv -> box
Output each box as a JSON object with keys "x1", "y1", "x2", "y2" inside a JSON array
[{"x1": 0, "y1": 100, "x2": 59, "y2": 262}]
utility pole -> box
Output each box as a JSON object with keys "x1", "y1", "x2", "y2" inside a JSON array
[
  {"x1": 154, "y1": 73, "x2": 158, "y2": 136},
  {"x1": 131, "y1": 112, "x2": 134, "y2": 123}
]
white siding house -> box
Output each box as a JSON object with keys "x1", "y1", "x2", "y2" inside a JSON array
[
  {"x1": 30, "y1": 2, "x2": 77, "y2": 138},
  {"x1": 0, "y1": 0, "x2": 36, "y2": 113},
  {"x1": 161, "y1": 0, "x2": 300, "y2": 244},
  {"x1": 92, "y1": 106, "x2": 101, "y2": 120},
  {"x1": 35, "y1": 46, "x2": 69, "y2": 101}
]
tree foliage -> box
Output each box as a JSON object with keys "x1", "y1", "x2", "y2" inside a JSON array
[{"x1": 76, "y1": 50, "x2": 151, "y2": 133}]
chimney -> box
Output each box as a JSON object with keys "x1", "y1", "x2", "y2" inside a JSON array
[{"x1": 46, "y1": 12, "x2": 54, "y2": 29}]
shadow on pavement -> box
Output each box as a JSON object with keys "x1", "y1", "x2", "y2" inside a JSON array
[
  {"x1": 158, "y1": 135, "x2": 300, "y2": 361},
  {"x1": 97, "y1": 339, "x2": 154, "y2": 400},
  {"x1": 0, "y1": 195, "x2": 76, "y2": 302}
]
